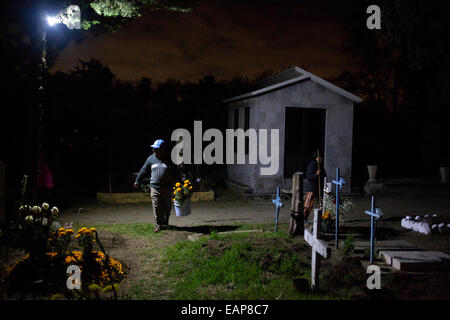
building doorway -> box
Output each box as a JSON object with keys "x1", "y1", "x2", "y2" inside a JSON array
[{"x1": 284, "y1": 107, "x2": 326, "y2": 178}]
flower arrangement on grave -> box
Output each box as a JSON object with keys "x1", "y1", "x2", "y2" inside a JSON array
[
  {"x1": 1, "y1": 203, "x2": 126, "y2": 299},
  {"x1": 48, "y1": 227, "x2": 74, "y2": 257},
  {"x1": 172, "y1": 179, "x2": 193, "y2": 203},
  {"x1": 322, "y1": 210, "x2": 332, "y2": 233},
  {"x1": 321, "y1": 192, "x2": 353, "y2": 231},
  {"x1": 9, "y1": 203, "x2": 61, "y2": 260}
]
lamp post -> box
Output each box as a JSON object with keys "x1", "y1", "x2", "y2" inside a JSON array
[{"x1": 32, "y1": 6, "x2": 81, "y2": 202}]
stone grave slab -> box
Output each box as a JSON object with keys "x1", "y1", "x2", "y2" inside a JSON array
[{"x1": 379, "y1": 250, "x2": 450, "y2": 272}]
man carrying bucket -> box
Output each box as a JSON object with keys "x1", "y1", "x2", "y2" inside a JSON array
[{"x1": 134, "y1": 139, "x2": 180, "y2": 233}]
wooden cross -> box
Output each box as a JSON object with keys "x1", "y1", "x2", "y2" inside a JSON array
[
  {"x1": 332, "y1": 167, "x2": 345, "y2": 249},
  {"x1": 364, "y1": 195, "x2": 383, "y2": 263},
  {"x1": 304, "y1": 208, "x2": 331, "y2": 289},
  {"x1": 272, "y1": 185, "x2": 284, "y2": 232},
  {"x1": 288, "y1": 172, "x2": 304, "y2": 237}
]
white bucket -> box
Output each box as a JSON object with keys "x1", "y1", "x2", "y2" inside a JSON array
[{"x1": 174, "y1": 199, "x2": 191, "y2": 217}]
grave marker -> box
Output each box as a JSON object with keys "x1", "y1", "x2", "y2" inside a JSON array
[
  {"x1": 364, "y1": 195, "x2": 383, "y2": 263},
  {"x1": 288, "y1": 172, "x2": 304, "y2": 237},
  {"x1": 272, "y1": 185, "x2": 283, "y2": 232},
  {"x1": 304, "y1": 208, "x2": 331, "y2": 289},
  {"x1": 332, "y1": 168, "x2": 346, "y2": 248}
]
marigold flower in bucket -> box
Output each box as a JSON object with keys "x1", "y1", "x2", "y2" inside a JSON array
[{"x1": 172, "y1": 180, "x2": 193, "y2": 216}]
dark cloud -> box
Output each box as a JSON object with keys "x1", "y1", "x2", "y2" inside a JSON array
[{"x1": 51, "y1": 0, "x2": 357, "y2": 82}]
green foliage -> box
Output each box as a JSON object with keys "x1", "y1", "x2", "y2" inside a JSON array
[
  {"x1": 163, "y1": 236, "x2": 319, "y2": 299},
  {"x1": 342, "y1": 234, "x2": 355, "y2": 257},
  {"x1": 79, "y1": 0, "x2": 193, "y2": 31},
  {"x1": 90, "y1": 0, "x2": 141, "y2": 18},
  {"x1": 94, "y1": 222, "x2": 161, "y2": 238}
]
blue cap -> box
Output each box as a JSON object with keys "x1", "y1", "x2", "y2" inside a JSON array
[{"x1": 150, "y1": 139, "x2": 165, "y2": 149}]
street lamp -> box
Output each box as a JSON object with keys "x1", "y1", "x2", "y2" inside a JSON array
[{"x1": 33, "y1": 5, "x2": 81, "y2": 202}]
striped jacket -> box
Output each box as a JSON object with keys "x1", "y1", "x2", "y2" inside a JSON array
[{"x1": 135, "y1": 154, "x2": 179, "y2": 189}]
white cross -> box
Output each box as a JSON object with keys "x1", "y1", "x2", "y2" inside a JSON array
[{"x1": 304, "y1": 208, "x2": 331, "y2": 289}]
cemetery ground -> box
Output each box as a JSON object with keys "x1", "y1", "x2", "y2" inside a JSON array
[{"x1": 1, "y1": 182, "x2": 449, "y2": 300}]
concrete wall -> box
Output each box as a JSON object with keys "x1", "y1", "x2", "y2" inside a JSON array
[{"x1": 226, "y1": 79, "x2": 354, "y2": 194}]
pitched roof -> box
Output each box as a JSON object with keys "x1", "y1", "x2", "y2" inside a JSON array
[{"x1": 223, "y1": 66, "x2": 362, "y2": 104}]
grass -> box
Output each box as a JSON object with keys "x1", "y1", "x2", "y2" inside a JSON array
[
  {"x1": 91, "y1": 222, "x2": 337, "y2": 300},
  {"x1": 163, "y1": 230, "x2": 331, "y2": 299},
  {"x1": 90, "y1": 222, "x2": 161, "y2": 239}
]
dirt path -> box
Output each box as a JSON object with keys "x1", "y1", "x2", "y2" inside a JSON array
[
  {"x1": 96, "y1": 229, "x2": 191, "y2": 299},
  {"x1": 58, "y1": 189, "x2": 450, "y2": 226}
]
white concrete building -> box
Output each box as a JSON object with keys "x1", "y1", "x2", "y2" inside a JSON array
[{"x1": 223, "y1": 66, "x2": 362, "y2": 194}]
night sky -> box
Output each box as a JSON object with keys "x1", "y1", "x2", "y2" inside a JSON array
[{"x1": 51, "y1": 0, "x2": 357, "y2": 82}]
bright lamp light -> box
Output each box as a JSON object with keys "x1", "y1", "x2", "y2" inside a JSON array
[
  {"x1": 47, "y1": 16, "x2": 60, "y2": 26},
  {"x1": 46, "y1": 5, "x2": 81, "y2": 29}
]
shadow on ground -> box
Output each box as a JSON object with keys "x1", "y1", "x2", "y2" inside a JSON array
[{"x1": 167, "y1": 225, "x2": 239, "y2": 234}]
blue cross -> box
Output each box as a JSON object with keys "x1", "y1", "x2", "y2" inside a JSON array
[
  {"x1": 332, "y1": 168, "x2": 346, "y2": 249},
  {"x1": 272, "y1": 185, "x2": 284, "y2": 232},
  {"x1": 364, "y1": 195, "x2": 383, "y2": 263}
]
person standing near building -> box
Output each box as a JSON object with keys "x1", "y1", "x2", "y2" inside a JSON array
[
  {"x1": 134, "y1": 139, "x2": 180, "y2": 232},
  {"x1": 304, "y1": 151, "x2": 327, "y2": 221}
]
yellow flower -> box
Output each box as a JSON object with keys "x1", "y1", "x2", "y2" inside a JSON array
[
  {"x1": 177, "y1": 188, "x2": 181, "y2": 192},
  {"x1": 75, "y1": 234, "x2": 81, "y2": 239},
  {"x1": 175, "y1": 182, "x2": 181, "y2": 187},
  {"x1": 66, "y1": 229, "x2": 74, "y2": 235},
  {"x1": 184, "y1": 179, "x2": 190, "y2": 184},
  {"x1": 189, "y1": 186, "x2": 193, "y2": 190},
  {"x1": 89, "y1": 283, "x2": 101, "y2": 291},
  {"x1": 78, "y1": 227, "x2": 88, "y2": 234},
  {"x1": 89, "y1": 228, "x2": 96, "y2": 233},
  {"x1": 183, "y1": 184, "x2": 189, "y2": 188},
  {"x1": 101, "y1": 284, "x2": 119, "y2": 293},
  {"x1": 173, "y1": 191, "x2": 177, "y2": 195},
  {"x1": 50, "y1": 293, "x2": 65, "y2": 300}
]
